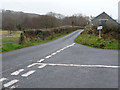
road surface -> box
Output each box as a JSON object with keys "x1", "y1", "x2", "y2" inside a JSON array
[{"x1": 1, "y1": 30, "x2": 119, "y2": 88}]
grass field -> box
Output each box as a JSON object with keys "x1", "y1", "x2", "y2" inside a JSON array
[
  {"x1": 1, "y1": 30, "x2": 22, "y2": 43},
  {"x1": 0, "y1": 30, "x2": 22, "y2": 52},
  {"x1": 74, "y1": 33, "x2": 119, "y2": 50}
]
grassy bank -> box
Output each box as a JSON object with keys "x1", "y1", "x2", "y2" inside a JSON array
[
  {"x1": 1, "y1": 30, "x2": 77, "y2": 52},
  {"x1": 74, "y1": 33, "x2": 119, "y2": 50}
]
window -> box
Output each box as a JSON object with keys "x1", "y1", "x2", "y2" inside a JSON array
[{"x1": 99, "y1": 19, "x2": 108, "y2": 24}]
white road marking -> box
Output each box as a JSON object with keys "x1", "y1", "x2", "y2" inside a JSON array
[
  {"x1": 60, "y1": 48, "x2": 64, "y2": 51},
  {"x1": 44, "y1": 43, "x2": 75, "y2": 61},
  {"x1": 66, "y1": 45, "x2": 70, "y2": 48},
  {"x1": 37, "y1": 59, "x2": 45, "y2": 63},
  {"x1": 45, "y1": 55, "x2": 52, "y2": 59},
  {"x1": 21, "y1": 70, "x2": 35, "y2": 77},
  {"x1": 56, "y1": 50, "x2": 61, "y2": 53},
  {"x1": 10, "y1": 85, "x2": 16, "y2": 88},
  {"x1": 11, "y1": 69, "x2": 24, "y2": 76},
  {"x1": 1, "y1": 43, "x2": 77, "y2": 87},
  {"x1": 62, "y1": 47, "x2": 67, "y2": 50},
  {"x1": 0, "y1": 78, "x2": 7, "y2": 82},
  {"x1": 51, "y1": 52, "x2": 57, "y2": 56},
  {"x1": 38, "y1": 64, "x2": 46, "y2": 69},
  {"x1": 36, "y1": 43, "x2": 75, "y2": 64},
  {"x1": 39, "y1": 63, "x2": 119, "y2": 69},
  {"x1": 72, "y1": 43, "x2": 75, "y2": 45},
  {"x1": 27, "y1": 63, "x2": 38, "y2": 68},
  {"x1": 3, "y1": 79, "x2": 19, "y2": 87},
  {"x1": 68, "y1": 43, "x2": 75, "y2": 47}
]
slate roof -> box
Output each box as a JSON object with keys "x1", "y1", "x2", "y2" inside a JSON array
[{"x1": 91, "y1": 12, "x2": 120, "y2": 26}]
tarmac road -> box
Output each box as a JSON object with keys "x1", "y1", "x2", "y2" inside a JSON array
[{"x1": 1, "y1": 30, "x2": 119, "y2": 88}]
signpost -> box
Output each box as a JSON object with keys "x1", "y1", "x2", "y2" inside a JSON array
[{"x1": 97, "y1": 26, "x2": 103, "y2": 39}]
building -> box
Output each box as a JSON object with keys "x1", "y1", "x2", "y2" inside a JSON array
[
  {"x1": 118, "y1": 1, "x2": 120, "y2": 23},
  {"x1": 89, "y1": 12, "x2": 120, "y2": 26}
]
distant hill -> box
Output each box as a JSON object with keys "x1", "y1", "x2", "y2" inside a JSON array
[{"x1": 2, "y1": 10, "x2": 40, "y2": 18}]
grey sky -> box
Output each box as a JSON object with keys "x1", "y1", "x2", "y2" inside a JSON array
[{"x1": 0, "y1": 0, "x2": 120, "y2": 19}]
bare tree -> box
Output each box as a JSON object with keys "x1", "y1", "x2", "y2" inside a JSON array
[{"x1": 2, "y1": 10, "x2": 88, "y2": 31}]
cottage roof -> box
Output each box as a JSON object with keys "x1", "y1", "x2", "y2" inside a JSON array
[{"x1": 91, "y1": 12, "x2": 120, "y2": 25}]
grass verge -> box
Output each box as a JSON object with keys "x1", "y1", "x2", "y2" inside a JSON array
[
  {"x1": 1, "y1": 30, "x2": 77, "y2": 53},
  {"x1": 74, "y1": 33, "x2": 119, "y2": 50}
]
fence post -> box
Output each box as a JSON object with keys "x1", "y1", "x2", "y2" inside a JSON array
[{"x1": 19, "y1": 33, "x2": 24, "y2": 44}]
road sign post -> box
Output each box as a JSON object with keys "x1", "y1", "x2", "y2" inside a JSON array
[
  {"x1": 97, "y1": 26, "x2": 103, "y2": 39},
  {"x1": 99, "y1": 30, "x2": 101, "y2": 39}
]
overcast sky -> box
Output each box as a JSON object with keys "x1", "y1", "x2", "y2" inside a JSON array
[{"x1": 0, "y1": 0, "x2": 120, "y2": 19}]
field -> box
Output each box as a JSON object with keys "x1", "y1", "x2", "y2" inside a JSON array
[
  {"x1": 1, "y1": 30, "x2": 22, "y2": 42},
  {"x1": 0, "y1": 30, "x2": 22, "y2": 52}
]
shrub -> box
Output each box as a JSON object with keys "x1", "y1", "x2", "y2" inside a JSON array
[
  {"x1": 85, "y1": 25, "x2": 120, "y2": 40},
  {"x1": 21, "y1": 26, "x2": 83, "y2": 43}
]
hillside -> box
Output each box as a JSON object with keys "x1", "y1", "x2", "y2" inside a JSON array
[{"x1": 2, "y1": 10, "x2": 88, "y2": 30}]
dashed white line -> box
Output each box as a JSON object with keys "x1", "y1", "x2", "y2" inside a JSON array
[
  {"x1": 45, "y1": 55, "x2": 52, "y2": 59},
  {"x1": 0, "y1": 78, "x2": 7, "y2": 82},
  {"x1": 56, "y1": 50, "x2": 61, "y2": 53},
  {"x1": 39, "y1": 63, "x2": 119, "y2": 69},
  {"x1": 66, "y1": 45, "x2": 70, "y2": 48},
  {"x1": 60, "y1": 48, "x2": 64, "y2": 51},
  {"x1": 51, "y1": 52, "x2": 57, "y2": 56},
  {"x1": 21, "y1": 70, "x2": 35, "y2": 77},
  {"x1": 43, "y1": 43, "x2": 75, "y2": 60},
  {"x1": 27, "y1": 63, "x2": 38, "y2": 68},
  {"x1": 3, "y1": 79, "x2": 19, "y2": 87},
  {"x1": 11, "y1": 69, "x2": 24, "y2": 76},
  {"x1": 62, "y1": 47, "x2": 67, "y2": 50},
  {"x1": 68, "y1": 43, "x2": 75, "y2": 47},
  {"x1": 38, "y1": 64, "x2": 47, "y2": 69},
  {"x1": 65, "y1": 46, "x2": 68, "y2": 48},
  {"x1": 37, "y1": 59, "x2": 45, "y2": 63},
  {"x1": 72, "y1": 43, "x2": 75, "y2": 46},
  {"x1": 2, "y1": 43, "x2": 76, "y2": 85},
  {"x1": 10, "y1": 85, "x2": 16, "y2": 88}
]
